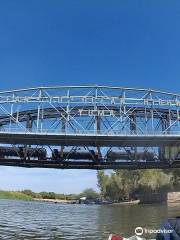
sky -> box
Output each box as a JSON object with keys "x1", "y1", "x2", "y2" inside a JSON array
[{"x1": 0, "y1": 0, "x2": 180, "y2": 193}]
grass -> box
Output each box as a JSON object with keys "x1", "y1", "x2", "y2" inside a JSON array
[{"x1": 0, "y1": 190, "x2": 33, "y2": 201}]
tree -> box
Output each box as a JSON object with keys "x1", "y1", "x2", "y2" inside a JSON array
[
  {"x1": 40, "y1": 191, "x2": 56, "y2": 199},
  {"x1": 115, "y1": 170, "x2": 141, "y2": 199},
  {"x1": 21, "y1": 189, "x2": 36, "y2": 198},
  {"x1": 139, "y1": 170, "x2": 171, "y2": 191},
  {"x1": 97, "y1": 169, "x2": 173, "y2": 201},
  {"x1": 97, "y1": 170, "x2": 109, "y2": 199},
  {"x1": 79, "y1": 188, "x2": 99, "y2": 200},
  {"x1": 170, "y1": 169, "x2": 180, "y2": 188},
  {"x1": 105, "y1": 173, "x2": 123, "y2": 201}
]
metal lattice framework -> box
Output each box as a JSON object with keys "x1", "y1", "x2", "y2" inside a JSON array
[{"x1": 0, "y1": 85, "x2": 179, "y2": 169}]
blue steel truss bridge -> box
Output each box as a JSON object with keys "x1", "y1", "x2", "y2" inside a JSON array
[{"x1": 0, "y1": 85, "x2": 179, "y2": 169}]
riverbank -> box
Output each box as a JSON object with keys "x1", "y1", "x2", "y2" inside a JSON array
[
  {"x1": 0, "y1": 190, "x2": 33, "y2": 201},
  {"x1": 0, "y1": 191, "x2": 77, "y2": 203},
  {"x1": 1, "y1": 189, "x2": 179, "y2": 205},
  {"x1": 0, "y1": 192, "x2": 140, "y2": 205},
  {"x1": 34, "y1": 198, "x2": 77, "y2": 204}
]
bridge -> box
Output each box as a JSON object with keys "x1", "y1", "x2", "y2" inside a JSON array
[{"x1": 0, "y1": 85, "x2": 179, "y2": 169}]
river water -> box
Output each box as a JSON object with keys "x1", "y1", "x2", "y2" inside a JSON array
[{"x1": 0, "y1": 199, "x2": 179, "y2": 239}]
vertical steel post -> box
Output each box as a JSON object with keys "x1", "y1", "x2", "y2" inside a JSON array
[
  {"x1": 95, "y1": 115, "x2": 101, "y2": 160},
  {"x1": 60, "y1": 115, "x2": 66, "y2": 159},
  {"x1": 130, "y1": 114, "x2": 137, "y2": 160}
]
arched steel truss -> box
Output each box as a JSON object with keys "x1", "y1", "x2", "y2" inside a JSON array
[{"x1": 0, "y1": 85, "x2": 179, "y2": 169}]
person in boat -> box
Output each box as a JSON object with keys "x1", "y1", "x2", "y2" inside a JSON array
[{"x1": 156, "y1": 217, "x2": 180, "y2": 240}]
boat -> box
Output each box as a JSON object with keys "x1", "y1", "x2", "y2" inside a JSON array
[{"x1": 111, "y1": 199, "x2": 140, "y2": 206}]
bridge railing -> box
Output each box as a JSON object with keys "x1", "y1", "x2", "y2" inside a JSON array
[{"x1": 0, "y1": 128, "x2": 180, "y2": 136}]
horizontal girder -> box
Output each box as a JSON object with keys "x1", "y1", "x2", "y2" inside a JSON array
[
  {"x1": 0, "y1": 106, "x2": 179, "y2": 125},
  {"x1": 0, "y1": 159, "x2": 179, "y2": 169},
  {"x1": 0, "y1": 132, "x2": 179, "y2": 147}
]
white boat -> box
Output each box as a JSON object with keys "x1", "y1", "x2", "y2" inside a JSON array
[{"x1": 111, "y1": 200, "x2": 140, "y2": 206}]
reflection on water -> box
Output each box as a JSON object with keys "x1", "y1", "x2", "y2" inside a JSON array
[{"x1": 0, "y1": 199, "x2": 179, "y2": 239}]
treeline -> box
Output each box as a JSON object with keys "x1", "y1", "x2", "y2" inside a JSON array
[
  {"x1": 21, "y1": 189, "x2": 77, "y2": 200},
  {"x1": 1, "y1": 170, "x2": 180, "y2": 203},
  {"x1": 97, "y1": 169, "x2": 180, "y2": 201},
  {"x1": 21, "y1": 188, "x2": 100, "y2": 200},
  {"x1": 0, "y1": 188, "x2": 100, "y2": 201}
]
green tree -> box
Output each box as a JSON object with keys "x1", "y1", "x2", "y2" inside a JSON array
[
  {"x1": 40, "y1": 191, "x2": 56, "y2": 199},
  {"x1": 97, "y1": 170, "x2": 109, "y2": 198},
  {"x1": 139, "y1": 170, "x2": 171, "y2": 191},
  {"x1": 170, "y1": 169, "x2": 180, "y2": 188},
  {"x1": 79, "y1": 188, "x2": 99, "y2": 200},
  {"x1": 21, "y1": 189, "x2": 37, "y2": 198},
  {"x1": 97, "y1": 169, "x2": 173, "y2": 201},
  {"x1": 105, "y1": 173, "x2": 123, "y2": 200},
  {"x1": 115, "y1": 170, "x2": 141, "y2": 199}
]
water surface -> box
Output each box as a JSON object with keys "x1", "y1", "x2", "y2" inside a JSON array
[{"x1": 0, "y1": 199, "x2": 179, "y2": 239}]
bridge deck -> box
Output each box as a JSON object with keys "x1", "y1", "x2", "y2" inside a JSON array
[
  {"x1": 0, "y1": 132, "x2": 179, "y2": 147},
  {"x1": 0, "y1": 158, "x2": 179, "y2": 169}
]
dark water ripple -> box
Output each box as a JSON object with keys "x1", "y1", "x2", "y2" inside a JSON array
[{"x1": 0, "y1": 199, "x2": 179, "y2": 239}]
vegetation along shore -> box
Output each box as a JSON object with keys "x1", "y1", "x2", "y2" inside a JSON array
[{"x1": 0, "y1": 169, "x2": 180, "y2": 204}]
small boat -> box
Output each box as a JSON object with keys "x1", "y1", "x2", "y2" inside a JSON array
[{"x1": 111, "y1": 200, "x2": 140, "y2": 206}]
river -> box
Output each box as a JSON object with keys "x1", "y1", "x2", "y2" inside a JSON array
[{"x1": 0, "y1": 199, "x2": 179, "y2": 239}]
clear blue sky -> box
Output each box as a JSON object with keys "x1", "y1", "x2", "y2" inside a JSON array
[{"x1": 0, "y1": 0, "x2": 180, "y2": 193}]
